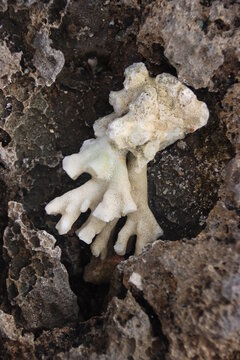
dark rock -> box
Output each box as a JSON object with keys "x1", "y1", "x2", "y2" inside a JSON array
[
  {"x1": 118, "y1": 227, "x2": 240, "y2": 359},
  {"x1": 15, "y1": 0, "x2": 37, "y2": 7},
  {"x1": 56, "y1": 292, "x2": 164, "y2": 360},
  {"x1": 0, "y1": 292, "x2": 165, "y2": 359},
  {"x1": 84, "y1": 255, "x2": 124, "y2": 285}
]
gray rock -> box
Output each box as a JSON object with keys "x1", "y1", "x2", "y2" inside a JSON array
[
  {"x1": 137, "y1": 0, "x2": 240, "y2": 89},
  {"x1": 33, "y1": 28, "x2": 65, "y2": 87},
  {"x1": 15, "y1": 0, "x2": 37, "y2": 7},
  {"x1": 57, "y1": 292, "x2": 163, "y2": 360},
  {"x1": 3, "y1": 201, "x2": 78, "y2": 330},
  {"x1": 119, "y1": 230, "x2": 240, "y2": 359},
  {"x1": 0, "y1": 0, "x2": 7, "y2": 12},
  {"x1": 0, "y1": 42, "x2": 22, "y2": 89},
  {"x1": 0, "y1": 309, "x2": 34, "y2": 344}
]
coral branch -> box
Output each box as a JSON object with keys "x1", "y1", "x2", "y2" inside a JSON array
[
  {"x1": 46, "y1": 136, "x2": 136, "y2": 235},
  {"x1": 91, "y1": 219, "x2": 118, "y2": 260},
  {"x1": 114, "y1": 154, "x2": 163, "y2": 256},
  {"x1": 46, "y1": 62, "x2": 209, "y2": 258},
  {"x1": 45, "y1": 179, "x2": 105, "y2": 234}
]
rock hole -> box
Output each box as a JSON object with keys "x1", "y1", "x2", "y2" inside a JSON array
[
  {"x1": 8, "y1": 281, "x2": 19, "y2": 300},
  {"x1": 29, "y1": 236, "x2": 40, "y2": 248},
  {"x1": 0, "y1": 129, "x2": 11, "y2": 147}
]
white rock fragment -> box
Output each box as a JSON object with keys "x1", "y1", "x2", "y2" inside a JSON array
[
  {"x1": 129, "y1": 272, "x2": 143, "y2": 291},
  {"x1": 46, "y1": 62, "x2": 209, "y2": 258}
]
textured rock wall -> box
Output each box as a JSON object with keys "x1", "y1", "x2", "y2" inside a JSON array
[
  {"x1": 137, "y1": 0, "x2": 240, "y2": 89},
  {"x1": 3, "y1": 202, "x2": 78, "y2": 330},
  {"x1": 0, "y1": 0, "x2": 239, "y2": 359}
]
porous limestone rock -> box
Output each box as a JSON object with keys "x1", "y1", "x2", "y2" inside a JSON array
[
  {"x1": 56, "y1": 292, "x2": 162, "y2": 360},
  {"x1": 33, "y1": 28, "x2": 65, "y2": 87},
  {"x1": 0, "y1": 291, "x2": 165, "y2": 359},
  {"x1": 0, "y1": 42, "x2": 22, "y2": 89},
  {"x1": 119, "y1": 220, "x2": 240, "y2": 360},
  {"x1": 0, "y1": 0, "x2": 7, "y2": 12},
  {"x1": 0, "y1": 310, "x2": 36, "y2": 359},
  {"x1": 137, "y1": 0, "x2": 240, "y2": 89},
  {"x1": 0, "y1": 0, "x2": 39, "y2": 12},
  {"x1": 46, "y1": 62, "x2": 209, "y2": 258},
  {"x1": 3, "y1": 201, "x2": 78, "y2": 330},
  {"x1": 0, "y1": 90, "x2": 62, "y2": 176},
  {"x1": 0, "y1": 309, "x2": 34, "y2": 344}
]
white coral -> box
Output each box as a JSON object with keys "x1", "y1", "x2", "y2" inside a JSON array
[
  {"x1": 45, "y1": 136, "x2": 136, "y2": 236},
  {"x1": 46, "y1": 62, "x2": 209, "y2": 259}
]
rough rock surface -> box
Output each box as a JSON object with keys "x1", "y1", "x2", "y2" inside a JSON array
[
  {"x1": 33, "y1": 27, "x2": 65, "y2": 87},
  {"x1": 137, "y1": 0, "x2": 240, "y2": 89},
  {"x1": 119, "y1": 233, "x2": 240, "y2": 359},
  {"x1": 112, "y1": 75, "x2": 240, "y2": 360},
  {"x1": 0, "y1": 292, "x2": 166, "y2": 360},
  {"x1": 0, "y1": 0, "x2": 239, "y2": 359},
  {"x1": 0, "y1": 42, "x2": 22, "y2": 89},
  {"x1": 3, "y1": 201, "x2": 78, "y2": 330},
  {"x1": 0, "y1": 309, "x2": 34, "y2": 350},
  {"x1": 56, "y1": 292, "x2": 164, "y2": 360}
]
